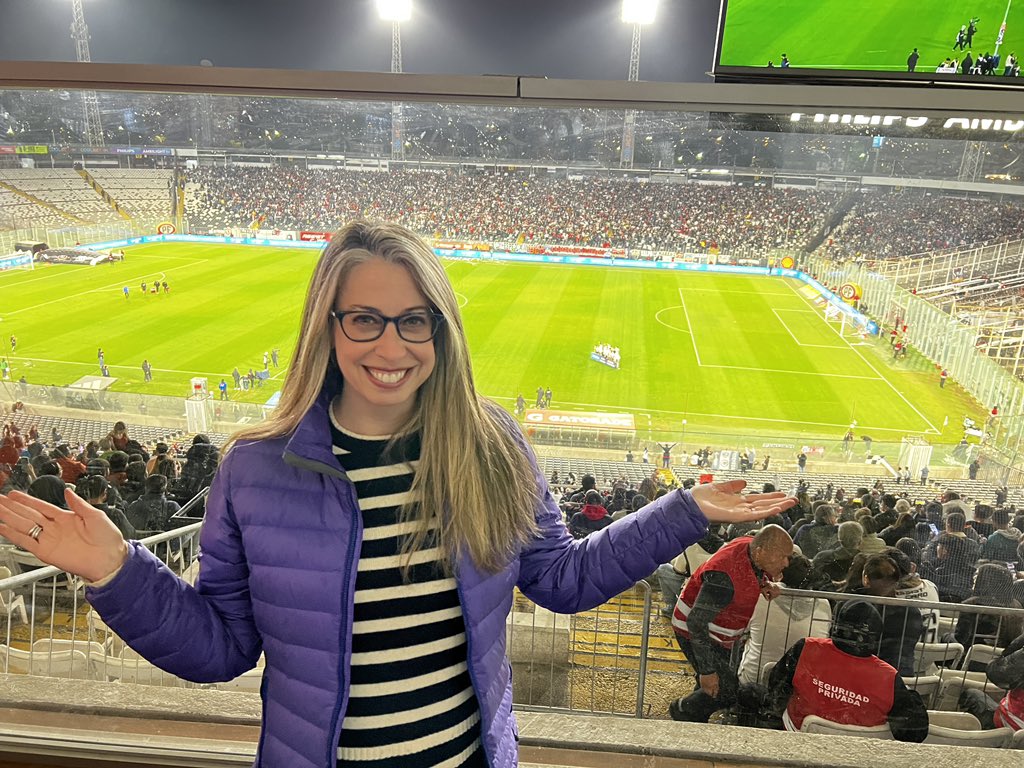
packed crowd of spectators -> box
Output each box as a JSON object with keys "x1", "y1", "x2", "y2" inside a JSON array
[
  {"x1": 0, "y1": 419, "x2": 219, "y2": 539},
  {"x1": 185, "y1": 167, "x2": 1024, "y2": 262},
  {"x1": 558, "y1": 468, "x2": 1024, "y2": 739},
  {"x1": 815, "y1": 192, "x2": 1024, "y2": 261},
  {"x1": 185, "y1": 167, "x2": 836, "y2": 255}
]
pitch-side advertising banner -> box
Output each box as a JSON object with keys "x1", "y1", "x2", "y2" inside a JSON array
[{"x1": 524, "y1": 410, "x2": 636, "y2": 432}]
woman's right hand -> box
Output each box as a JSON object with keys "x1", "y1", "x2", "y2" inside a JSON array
[{"x1": 0, "y1": 489, "x2": 128, "y2": 583}]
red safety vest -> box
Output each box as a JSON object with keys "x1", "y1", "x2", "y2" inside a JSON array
[
  {"x1": 672, "y1": 537, "x2": 764, "y2": 649},
  {"x1": 996, "y1": 689, "x2": 1024, "y2": 731},
  {"x1": 784, "y1": 637, "x2": 897, "y2": 732}
]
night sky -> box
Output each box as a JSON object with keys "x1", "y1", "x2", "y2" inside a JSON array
[{"x1": 0, "y1": 0, "x2": 721, "y2": 82}]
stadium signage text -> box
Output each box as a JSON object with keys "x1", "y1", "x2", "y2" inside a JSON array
[
  {"x1": 524, "y1": 410, "x2": 636, "y2": 431},
  {"x1": 789, "y1": 113, "x2": 1024, "y2": 132}
]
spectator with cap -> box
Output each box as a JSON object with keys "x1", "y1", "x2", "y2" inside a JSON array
[
  {"x1": 765, "y1": 600, "x2": 929, "y2": 741},
  {"x1": 968, "y1": 504, "x2": 996, "y2": 539},
  {"x1": 980, "y1": 508, "x2": 1022, "y2": 563}
]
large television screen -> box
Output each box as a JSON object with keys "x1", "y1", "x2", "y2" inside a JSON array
[{"x1": 714, "y1": 0, "x2": 1023, "y2": 85}]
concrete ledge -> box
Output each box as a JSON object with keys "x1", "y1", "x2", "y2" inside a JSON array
[{"x1": 2, "y1": 676, "x2": 1021, "y2": 767}]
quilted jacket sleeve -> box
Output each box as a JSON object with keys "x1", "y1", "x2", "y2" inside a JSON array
[
  {"x1": 85, "y1": 451, "x2": 262, "y2": 682},
  {"x1": 517, "y1": 480, "x2": 709, "y2": 614}
]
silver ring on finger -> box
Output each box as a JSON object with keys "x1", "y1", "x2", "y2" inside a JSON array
[{"x1": 28, "y1": 524, "x2": 43, "y2": 541}]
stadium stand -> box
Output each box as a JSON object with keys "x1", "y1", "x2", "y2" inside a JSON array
[
  {"x1": 87, "y1": 168, "x2": 174, "y2": 219},
  {"x1": 0, "y1": 169, "x2": 122, "y2": 225}
]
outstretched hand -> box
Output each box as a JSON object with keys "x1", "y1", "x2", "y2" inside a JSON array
[
  {"x1": 688, "y1": 479, "x2": 796, "y2": 525},
  {"x1": 0, "y1": 489, "x2": 128, "y2": 583}
]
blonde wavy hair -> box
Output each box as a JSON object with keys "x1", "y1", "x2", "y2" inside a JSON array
[{"x1": 226, "y1": 220, "x2": 540, "y2": 573}]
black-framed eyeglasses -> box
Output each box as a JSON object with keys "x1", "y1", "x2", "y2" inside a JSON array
[{"x1": 331, "y1": 309, "x2": 445, "y2": 343}]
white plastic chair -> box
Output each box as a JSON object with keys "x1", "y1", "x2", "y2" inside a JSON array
[
  {"x1": 800, "y1": 714, "x2": 894, "y2": 739},
  {"x1": 31, "y1": 639, "x2": 105, "y2": 680},
  {"x1": 0, "y1": 644, "x2": 31, "y2": 674},
  {"x1": 961, "y1": 644, "x2": 1005, "y2": 671},
  {"x1": 925, "y1": 725, "x2": 1013, "y2": 747},
  {"x1": 7, "y1": 549, "x2": 81, "y2": 592},
  {"x1": 914, "y1": 641, "x2": 964, "y2": 676},
  {"x1": 1012, "y1": 729, "x2": 1024, "y2": 748},
  {"x1": 926, "y1": 710, "x2": 981, "y2": 730},
  {"x1": 107, "y1": 647, "x2": 181, "y2": 686},
  {"x1": 0, "y1": 566, "x2": 27, "y2": 624}
]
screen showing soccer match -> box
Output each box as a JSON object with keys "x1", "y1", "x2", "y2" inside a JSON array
[{"x1": 715, "y1": 0, "x2": 1022, "y2": 80}]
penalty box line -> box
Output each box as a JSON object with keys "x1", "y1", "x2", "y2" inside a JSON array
[
  {"x1": 782, "y1": 279, "x2": 941, "y2": 435},
  {"x1": 771, "y1": 308, "x2": 848, "y2": 350}
]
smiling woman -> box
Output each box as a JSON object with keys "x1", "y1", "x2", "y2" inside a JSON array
[{"x1": 0, "y1": 219, "x2": 795, "y2": 768}]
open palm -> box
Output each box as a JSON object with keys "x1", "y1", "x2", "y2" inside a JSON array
[
  {"x1": 0, "y1": 490, "x2": 128, "y2": 583},
  {"x1": 689, "y1": 479, "x2": 796, "y2": 524}
]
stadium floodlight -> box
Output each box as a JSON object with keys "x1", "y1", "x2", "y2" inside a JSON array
[
  {"x1": 376, "y1": 0, "x2": 411, "y2": 22},
  {"x1": 621, "y1": 0, "x2": 657, "y2": 25}
]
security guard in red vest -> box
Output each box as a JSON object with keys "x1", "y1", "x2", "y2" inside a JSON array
[
  {"x1": 669, "y1": 525, "x2": 793, "y2": 722},
  {"x1": 767, "y1": 600, "x2": 928, "y2": 741}
]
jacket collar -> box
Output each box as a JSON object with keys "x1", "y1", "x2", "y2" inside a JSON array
[{"x1": 282, "y1": 374, "x2": 350, "y2": 480}]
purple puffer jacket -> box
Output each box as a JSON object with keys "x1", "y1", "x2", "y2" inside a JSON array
[{"x1": 87, "y1": 390, "x2": 709, "y2": 768}]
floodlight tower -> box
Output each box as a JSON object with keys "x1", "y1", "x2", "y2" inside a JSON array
[
  {"x1": 69, "y1": 0, "x2": 105, "y2": 147},
  {"x1": 377, "y1": 0, "x2": 411, "y2": 161},
  {"x1": 619, "y1": 0, "x2": 657, "y2": 168}
]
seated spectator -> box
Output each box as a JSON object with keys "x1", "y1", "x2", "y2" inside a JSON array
[
  {"x1": 0, "y1": 458, "x2": 34, "y2": 494},
  {"x1": 81, "y1": 475, "x2": 135, "y2": 540},
  {"x1": 737, "y1": 554, "x2": 832, "y2": 685},
  {"x1": 968, "y1": 504, "x2": 996, "y2": 540},
  {"x1": 923, "y1": 511, "x2": 981, "y2": 568},
  {"x1": 914, "y1": 521, "x2": 934, "y2": 548},
  {"x1": 568, "y1": 490, "x2": 612, "y2": 539},
  {"x1": 857, "y1": 516, "x2": 886, "y2": 554},
  {"x1": 794, "y1": 504, "x2": 838, "y2": 559},
  {"x1": 27, "y1": 474, "x2": 67, "y2": 508},
  {"x1": 880, "y1": 511, "x2": 917, "y2": 548},
  {"x1": 146, "y1": 442, "x2": 176, "y2": 476},
  {"x1": 894, "y1": 538, "x2": 942, "y2": 643},
  {"x1": 127, "y1": 474, "x2": 182, "y2": 534},
  {"x1": 980, "y1": 508, "x2": 1021, "y2": 563},
  {"x1": 121, "y1": 460, "x2": 148, "y2": 505},
  {"x1": 766, "y1": 600, "x2": 928, "y2": 741},
  {"x1": 106, "y1": 421, "x2": 130, "y2": 452},
  {"x1": 852, "y1": 551, "x2": 923, "y2": 676},
  {"x1": 106, "y1": 451, "x2": 130, "y2": 488},
  {"x1": 958, "y1": 631, "x2": 1024, "y2": 731},
  {"x1": 951, "y1": 563, "x2": 1024, "y2": 665},
  {"x1": 52, "y1": 444, "x2": 87, "y2": 485},
  {"x1": 922, "y1": 533, "x2": 976, "y2": 603},
  {"x1": 813, "y1": 520, "x2": 864, "y2": 583},
  {"x1": 612, "y1": 492, "x2": 647, "y2": 522},
  {"x1": 170, "y1": 435, "x2": 219, "y2": 506},
  {"x1": 838, "y1": 553, "x2": 869, "y2": 593}
]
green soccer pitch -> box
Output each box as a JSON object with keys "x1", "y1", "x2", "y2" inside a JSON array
[
  {"x1": 0, "y1": 242, "x2": 984, "y2": 443},
  {"x1": 719, "y1": 0, "x2": 1022, "y2": 71}
]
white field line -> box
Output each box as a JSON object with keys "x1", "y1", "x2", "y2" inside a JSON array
[
  {"x1": 0, "y1": 251, "x2": 206, "y2": 292},
  {"x1": 771, "y1": 308, "x2": 848, "y2": 350},
  {"x1": 679, "y1": 287, "x2": 794, "y2": 296},
  {"x1": 485, "y1": 394, "x2": 931, "y2": 435},
  {"x1": 781, "y1": 279, "x2": 941, "y2": 434},
  {"x1": 678, "y1": 287, "x2": 703, "y2": 366},
  {"x1": 3, "y1": 260, "x2": 209, "y2": 317},
  {"x1": 699, "y1": 363, "x2": 881, "y2": 380}
]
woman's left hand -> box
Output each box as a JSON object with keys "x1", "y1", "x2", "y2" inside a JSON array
[{"x1": 689, "y1": 479, "x2": 796, "y2": 524}]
